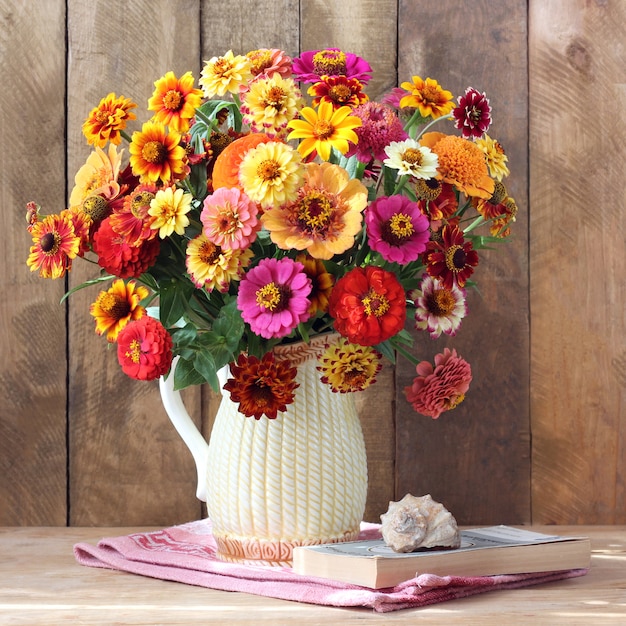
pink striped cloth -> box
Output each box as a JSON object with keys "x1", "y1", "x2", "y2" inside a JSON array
[{"x1": 73, "y1": 520, "x2": 588, "y2": 613}]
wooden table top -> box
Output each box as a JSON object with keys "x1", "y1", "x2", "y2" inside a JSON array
[{"x1": 1, "y1": 525, "x2": 625, "y2": 625}]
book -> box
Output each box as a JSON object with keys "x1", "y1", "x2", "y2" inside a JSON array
[{"x1": 292, "y1": 525, "x2": 591, "y2": 589}]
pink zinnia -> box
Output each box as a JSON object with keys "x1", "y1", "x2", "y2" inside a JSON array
[
  {"x1": 365, "y1": 195, "x2": 430, "y2": 265},
  {"x1": 410, "y1": 275, "x2": 467, "y2": 338},
  {"x1": 237, "y1": 257, "x2": 312, "y2": 339},
  {"x1": 201, "y1": 187, "x2": 260, "y2": 251},
  {"x1": 345, "y1": 102, "x2": 408, "y2": 163},
  {"x1": 292, "y1": 48, "x2": 372, "y2": 84},
  {"x1": 404, "y1": 348, "x2": 472, "y2": 419},
  {"x1": 452, "y1": 87, "x2": 492, "y2": 139}
]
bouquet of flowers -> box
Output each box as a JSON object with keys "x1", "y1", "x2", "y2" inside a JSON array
[{"x1": 26, "y1": 47, "x2": 517, "y2": 420}]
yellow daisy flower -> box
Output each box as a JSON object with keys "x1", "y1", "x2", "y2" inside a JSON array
[
  {"x1": 148, "y1": 71, "x2": 203, "y2": 133},
  {"x1": 148, "y1": 186, "x2": 192, "y2": 238},
  {"x1": 399, "y1": 76, "x2": 454, "y2": 119},
  {"x1": 90, "y1": 279, "x2": 148, "y2": 342},
  {"x1": 287, "y1": 101, "x2": 361, "y2": 161}
]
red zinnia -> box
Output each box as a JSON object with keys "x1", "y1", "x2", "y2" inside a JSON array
[
  {"x1": 328, "y1": 265, "x2": 406, "y2": 347},
  {"x1": 116, "y1": 316, "x2": 173, "y2": 381},
  {"x1": 423, "y1": 224, "x2": 478, "y2": 289},
  {"x1": 92, "y1": 216, "x2": 160, "y2": 278},
  {"x1": 404, "y1": 348, "x2": 472, "y2": 418},
  {"x1": 223, "y1": 352, "x2": 299, "y2": 420}
]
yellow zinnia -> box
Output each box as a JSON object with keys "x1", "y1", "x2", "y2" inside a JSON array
[
  {"x1": 475, "y1": 134, "x2": 510, "y2": 181},
  {"x1": 148, "y1": 186, "x2": 192, "y2": 238},
  {"x1": 287, "y1": 101, "x2": 361, "y2": 161},
  {"x1": 199, "y1": 50, "x2": 252, "y2": 98},
  {"x1": 238, "y1": 141, "x2": 304, "y2": 210}
]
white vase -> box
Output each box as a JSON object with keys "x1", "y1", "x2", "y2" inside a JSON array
[{"x1": 159, "y1": 334, "x2": 368, "y2": 566}]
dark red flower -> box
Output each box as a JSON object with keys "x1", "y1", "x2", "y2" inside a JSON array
[
  {"x1": 328, "y1": 266, "x2": 406, "y2": 347},
  {"x1": 116, "y1": 316, "x2": 173, "y2": 381},
  {"x1": 452, "y1": 87, "x2": 492, "y2": 139},
  {"x1": 423, "y1": 224, "x2": 478, "y2": 289},
  {"x1": 223, "y1": 352, "x2": 299, "y2": 419},
  {"x1": 92, "y1": 216, "x2": 160, "y2": 278}
]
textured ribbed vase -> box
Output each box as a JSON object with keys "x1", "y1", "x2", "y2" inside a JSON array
[{"x1": 206, "y1": 335, "x2": 368, "y2": 566}]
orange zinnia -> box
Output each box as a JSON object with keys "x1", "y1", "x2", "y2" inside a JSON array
[
  {"x1": 82, "y1": 92, "x2": 137, "y2": 148},
  {"x1": 420, "y1": 132, "x2": 495, "y2": 199},
  {"x1": 129, "y1": 121, "x2": 187, "y2": 185},
  {"x1": 148, "y1": 71, "x2": 203, "y2": 133},
  {"x1": 211, "y1": 132, "x2": 272, "y2": 190}
]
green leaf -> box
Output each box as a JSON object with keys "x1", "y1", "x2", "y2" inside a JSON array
[
  {"x1": 193, "y1": 350, "x2": 220, "y2": 393},
  {"x1": 159, "y1": 279, "x2": 194, "y2": 327},
  {"x1": 173, "y1": 357, "x2": 207, "y2": 390},
  {"x1": 375, "y1": 339, "x2": 397, "y2": 364},
  {"x1": 212, "y1": 299, "x2": 245, "y2": 351}
]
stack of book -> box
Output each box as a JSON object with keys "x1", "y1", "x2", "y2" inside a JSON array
[{"x1": 292, "y1": 525, "x2": 591, "y2": 589}]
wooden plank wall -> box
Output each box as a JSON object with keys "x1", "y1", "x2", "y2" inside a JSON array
[{"x1": 1, "y1": 0, "x2": 623, "y2": 527}]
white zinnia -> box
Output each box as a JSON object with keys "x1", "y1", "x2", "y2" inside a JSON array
[{"x1": 383, "y1": 139, "x2": 439, "y2": 179}]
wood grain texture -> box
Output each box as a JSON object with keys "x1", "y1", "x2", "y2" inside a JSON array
[
  {"x1": 529, "y1": 0, "x2": 626, "y2": 523},
  {"x1": 66, "y1": 0, "x2": 204, "y2": 526},
  {"x1": 395, "y1": 0, "x2": 530, "y2": 525},
  {"x1": 0, "y1": 0, "x2": 68, "y2": 525}
]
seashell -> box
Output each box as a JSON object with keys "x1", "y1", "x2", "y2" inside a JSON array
[{"x1": 380, "y1": 493, "x2": 461, "y2": 552}]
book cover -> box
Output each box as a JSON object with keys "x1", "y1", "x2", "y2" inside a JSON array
[{"x1": 292, "y1": 525, "x2": 591, "y2": 589}]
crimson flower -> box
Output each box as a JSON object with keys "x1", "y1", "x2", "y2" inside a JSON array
[
  {"x1": 328, "y1": 266, "x2": 406, "y2": 346},
  {"x1": 452, "y1": 87, "x2": 492, "y2": 139},
  {"x1": 116, "y1": 316, "x2": 173, "y2": 381},
  {"x1": 423, "y1": 224, "x2": 479, "y2": 289},
  {"x1": 92, "y1": 216, "x2": 160, "y2": 278},
  {"x1": 404, "y1": 348, "x2": 472, "y2": 418}
]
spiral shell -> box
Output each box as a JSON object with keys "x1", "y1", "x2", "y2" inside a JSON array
[{"x1": 380, "y1": 493, "x2": 461, "y2": 552}]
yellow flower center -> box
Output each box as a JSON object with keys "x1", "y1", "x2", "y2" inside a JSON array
[
  {"x1": 328, "y1": 84, "x2": 352, "y2": 104},
  {"x1": 401, "y1": 148, "x2": 423, "y2": 166},
  {"x1": 142, "y1": 140, "x2": 167, "y2": 164},
  {"x1": 248, "y1": 49, "x2": 273, "y2": 75},
  {"x1": 297, "y1": 191, "x2": 333, "y2": 231},
  {"x1": 313, "y1": 119, "x2": 333, "y2": 140},
  {"x1": 265, "y1": 86, "x2": 286, "y2": 109},
  {"x1": 95, "y1": 109, "x2": 111, "y2": 124},
  {"x1": 361, "y1": 289, "x2": 390, "y2": 318},
  {"x1": 389, "y1": 213, "x2": 414, "y2": 238},
  {"x1": 163, "y1": 89, "x2": 183, "y2": 111},
  {"x1": 82, "y1": 195, "x2": 110, "y2": 222},
  {"x1": 257, "y1": 159, "x2": 281, "y2": 181},
  {"x1": 40, "y1": 231, "x2": 60, "y2": 254},
  {"x1": 445, "y1": 393, "x2": 465, "y2": 410},
  {"x1": 420, "y1": 85, "x2": 443, "y2": 104},
  {"x1": 198, "y1": 240, "x2": 222, "y2": 264},
  {"x1": 427, "y1": 288, "x2": 456, "y2": 316},
  {"x1": 256, "y1": 281, "x2": 290, "y2": 312},
  {"x1": 414, "y1": 178, "x2": 441, "y2": 201},
  {"x1": 445, "y1": 244, "x2": 467, "y2": 272},
  {"x1": 125, "y1": 339, "x2": 142, "y2": 364},
  {"x1": 97, "y1": 292, "x2": 131, "y2": 319},
  {"x1": 212, "y1": 58, "x2": 233, "y2": 78},
  {"x1": 313, "y1": 49, "x2": 347, "y2": 76},
  {"x1": 130, "y1": 191, "x2": 155, "y2": 217}
]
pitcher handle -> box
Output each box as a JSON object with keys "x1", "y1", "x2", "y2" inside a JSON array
[{"x1": 159, "y1": 357, "x2": 210, "y2": 502}]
